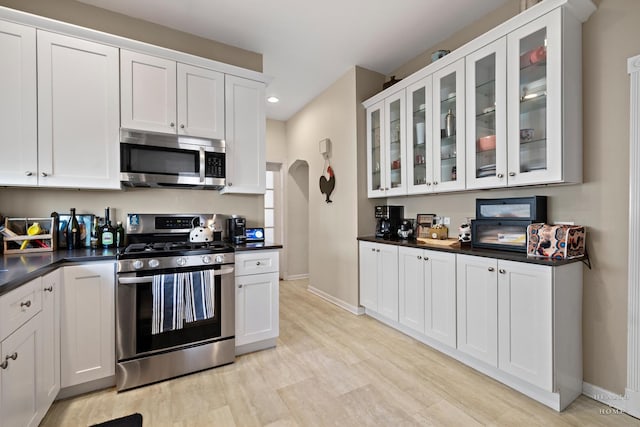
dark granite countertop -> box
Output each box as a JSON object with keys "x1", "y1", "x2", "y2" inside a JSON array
[
  {"x1": 0, "y1": 249, "x2": 118, "y2": 296},
  {"x1": 357, "y1": 235, "x2": 586, "y2": 267},
  {"x1": 233, "y1": 242, "x2": 283, "y2": 251}
]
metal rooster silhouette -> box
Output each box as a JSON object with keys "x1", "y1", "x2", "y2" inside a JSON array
[{"x1": 319, "y1": 165, "x2": 335, "y2": 203}]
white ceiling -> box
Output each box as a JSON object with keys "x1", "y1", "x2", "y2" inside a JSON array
[{"x1": 78, "y1": 0, "x2": 510, "y2": 121}]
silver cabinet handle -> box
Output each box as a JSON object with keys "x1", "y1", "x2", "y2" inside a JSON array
[
  {"x1": 488, "y1": 267, "x2": 495, "y2": 272},
  {"x1": 20, "y1": 300, "x2": 31, "y2": 308},
  {"x1": 417, "y1": 255, "x2": 422, "y2": 260},
  {"x1": 170, "y1": 122, "x2": 175, "y2": 128},
  {"x1": 499, "y1": 269, "x2": 506, "y2": 274},
  {"x1": 508, "y1": 172, "x2": 516, "y2": 177},
  {"x1": 376, "y1": 249, "x2": 380, "y2": 253},
  {"x1": 256, "y1": 261, "x2": 261, "y2": 266},
  {"x1": 497, "y1": 173, "x2": 504, "y2": 178},
  {"x1": 238, "y1": 284, "x2": 243, "y2": 288},
  {"x1": 427, "y1": 182, "x2": 432, "y2": 186},
  {"x1": 180, "y1": 124, "x2": 185, "y2": 129},
  {"x1": 7, "y1": 353, "x2": 17, "y2": 361},
  {"x1": 41, "y1": 172, "x2": 48, "y2": 177},
  {"x1": 228, "y1": 182, "x2": 233, "y2": 186},
  {"x1": 433, "y1": 181, "x2": 438, "y2": 185},
  {"x1": 44, "y1": 286, "x2": 53, "y2": 292},
  {"x1": 424, "y1": 257, "x2": 429, "y2": 261},
  {"x1": 2, "y1": 352, "x2": 18, "y2": 368},
  {"x1": 0, "y1": 361, "x2": 6, "y2": 369},
  {"x1": 371, "y1": 248, "x2": 375, "y2": 252},
  {"x1": 25, "y1": 171, "x2": 33, "y2": 176}
]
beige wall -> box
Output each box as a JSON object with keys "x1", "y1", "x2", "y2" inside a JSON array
[
  {"x1": 286, "y1": 161, "x2": 309, "y2": 278},
  {"x1": 383, "y1": 0, "x2": 638, "y2": 395},
  {"x1": 0, "y1": 0, "x2": 261, "y2": 71},
  {"x1": 266, "y1": 119, "x2": 287, "y2": 165}
]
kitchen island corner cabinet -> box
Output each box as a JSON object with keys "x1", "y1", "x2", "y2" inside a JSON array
[{"x1": 358, "y1": 239, "x2": 583, "y2": 411}]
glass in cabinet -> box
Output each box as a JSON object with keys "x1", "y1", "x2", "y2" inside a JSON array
[
  {"x1": 366, "y1": 101, "x2": 384, "y2": 197},
  {"x1": 466, "y1": 38, "x2": 507, "y2": 190},
  {"x1": 406, "y1": 77, "x2": 433, "y2": 194},
  {"x1": 432, "y1": 58, "x2": 465, "y2": 192},
  {"x1": 507, "y1": 9, "x2": 562, "y2": 185},
  {"x1": 384, "y1": 90, "x2": 407, "y2": 196}
]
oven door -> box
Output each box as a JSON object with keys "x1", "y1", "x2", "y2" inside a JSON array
[{"x1": 116, "y1": 264, "x2": 235, "y2": 361}]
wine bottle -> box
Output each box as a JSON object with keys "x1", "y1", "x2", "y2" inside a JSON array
[
  {"x1": 100, "y1": 207, "x2": 115, "y2": 249},
  {"x1": 115, "y1": 221, "x2": 125, "y2": 248},
  {"x1": 66, "y1": 208, "x2": 82, "y2": 249},
  {"x1": 90, "y1": 216, "x2": 99, "y2": 249}
]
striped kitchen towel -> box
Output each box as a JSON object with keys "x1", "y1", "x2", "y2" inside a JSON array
[
  {"x1": 152, "y1": 273, "x2": 185, "y2": 335},
  {"x1": 184, "y1": 270, "x2": 215, "y2": 323}
]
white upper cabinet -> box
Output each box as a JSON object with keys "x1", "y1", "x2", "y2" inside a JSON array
[
  {"x1": 0, "y1": 21, "x2": 37, "y2": 187},
  {"x1": 466, "y1": 37, "x2": 508, "y2": 190},
  {"x1": 121, "y1": 50, "x2": 225, "y2": 140},
  {"x1": 221, "y1": 75, "x2": 266, "y2": 194},
  {"x1": 37, "y1": 30, "x2": 120, "y2": 189},
  {"x1": 366, "y1": 101, "x2": 386, "y2": 198},
  {"x1": 121, "y1": 50, "x2": 177, "y2": 135}
]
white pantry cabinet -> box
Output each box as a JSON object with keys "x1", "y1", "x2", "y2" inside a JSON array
[
  {"x1": 359, "y1": 241, "x2": 399, "y2": 321},
  {"x1": 221, "y1": 75, "x2": 266, "y2": 194},
  {"x1": 61, "y1": 262, "x2": 115, "y2": 387},
  {"x1": 37, "y1": 30, "x2": 120, "y2": 189},
  {"x1": 235, "y1": 251, "x2": 279, "y2": 353},
  {"x1": 398, "y1": 247, "x2": 456, "y2": 347},
  {"x1": 0, "y1": 20, "x2": 37, "y2": 187},
  {"x1": 37, "y1": 270, "x2": 60, "y2": 421},
  {"x1": 120, "y1": 50, "x2": 225, "y2": 140}
]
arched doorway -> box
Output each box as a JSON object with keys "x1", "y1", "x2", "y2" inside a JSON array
[{"x1": 285, "y1": 160, "x2": 309, "y2": 280}]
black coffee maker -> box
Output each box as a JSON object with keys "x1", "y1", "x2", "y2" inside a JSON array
[
  {"x1": 227, "y1": 216, "x2": 247, "y2": 244},
  {"x1": 375, "y1": 205, "x2": 404, "y2": 239}
]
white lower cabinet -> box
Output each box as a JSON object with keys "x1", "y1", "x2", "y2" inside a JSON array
[
  {"x1": 38, "y1": 270, "x2": 60, "y2": 420},
  {"x1": 359, "y1": 241, "x2": 399, "y2": 321},
  {"x1": 235, "y1": 251, "x2": 280, "y2": 353},
  {"x1": 399, "y1": 247, "x2": 456, "y2": 347},
  {"x1": 61, "y1": 262, "x2": 115, "y2": 387},
  {"x1": 456, "y1": 254, "x2": 498, "y2": 366}
]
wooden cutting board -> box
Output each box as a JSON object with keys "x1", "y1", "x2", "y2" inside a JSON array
[{"x1": 416, "y1": 237, "x2": 460, "y2": 248}]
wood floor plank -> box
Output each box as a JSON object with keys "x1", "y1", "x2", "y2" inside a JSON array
[{"x1": 40, "y1": 279, "x2": 640, "y2": 427}]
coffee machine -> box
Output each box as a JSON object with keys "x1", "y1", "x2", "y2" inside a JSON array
[
  {"x1": 227, "y1": 216, "x2": 247, "y2": 244},
  {"x1": 375, "y1": 205, "x2": 404, "y2": 239}
]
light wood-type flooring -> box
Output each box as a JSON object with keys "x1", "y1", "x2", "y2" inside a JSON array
[{"x1": 42, "y1": 279, "x2": 639, "y2": 426}]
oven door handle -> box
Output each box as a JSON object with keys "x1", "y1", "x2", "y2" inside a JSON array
[
  {"x1": 118, "y1": 267, "x2": 235, "y2": 284},
  {"x1": 199, "y1": 147, "x2": 206, "y2": 183}
]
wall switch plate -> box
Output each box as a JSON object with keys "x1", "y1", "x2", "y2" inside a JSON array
[{"x1": 443, "y1": 217, "x2": 451, "y2": 225}]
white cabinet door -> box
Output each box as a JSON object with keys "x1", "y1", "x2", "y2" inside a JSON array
[
  {"x1": 38, "y1": 270, "x2": 60, "y2": 420},
  {"x1": 498, "y1": 260, "x2": 553, "y2": 391},
  {"x1": 378, "y1": 243, "x2": 399, "y2": 321},
  {"x1": 0, "y1": 315, "x2": 39, "y2": 427},
  {"x1": 0, "y1": 21, "x2": 37, "y2": 186},
  {"x1": 366, "y1": 101, "x2": 386, "y2": 198},
  {"x1": 424, "y1": 250, "x2": 456, "y2": 348},
  {"x1": 37, "y1": 31, "x2": 120, "y2": 189},
  {"x1": 222, "y1": 75, "x2": 266, "y2": 194},
  {"x1": 406, "y1": 76, "x2": 434, "y2": 194},
  {"x1": 456, "y1": 254, "x2": 498, "y2": 366},
  {"x1": 235, "y1": 272, "x2": 279, "y2": 346},
  {"x1": 120, "y1": 50, "x2": 177, "y2": 134},
  {"x1": 359, "y1": 242, "x2": 379, "y2": 310},
  {"x1": 384, "y1": 89, "x2": 407, "y2": 196},
  {"x1": 61, "y1": 262, "x2": 115, "y2": 387},
  {"x1": 398, "y1": 247, "x2": 425, "y2": 333},
  {"x1": 177, "y1": 63, "x2": 225, "y2": 139}
]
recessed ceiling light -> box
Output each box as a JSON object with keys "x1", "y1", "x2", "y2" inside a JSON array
[{"x1": 267, "y1": 96, "x2": 279, "y2": 103}]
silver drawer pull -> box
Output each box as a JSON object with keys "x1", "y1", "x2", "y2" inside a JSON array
[
  {"x1": 256, "y1": 261, "x2": 261, "y2": 266},
  {"x1": 20, "y1": 300, "x2": 31, "y2": 308},
  {"x1": 44, "y1": 286, "x2": 53, "y2": 292}
]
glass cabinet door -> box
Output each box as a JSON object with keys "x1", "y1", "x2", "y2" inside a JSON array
[
  {"x1": 366, "y1": 101, "x2": 385, "y2": 198},
  {"x1": 507, "y1": 9, "x2": 562, "y2": 185},
  {"x1": 406, "y1": 77, "x2": 433, "y2": 194},
  {"x1": 466, "y1": 37, "x2": 507, "y2": 190},
  {"x1": 384, "y1": 90, "x2": 406, "y2": 196},
  {"x1": 432, "y1": 58, "x2": 465, "y2": 192}
]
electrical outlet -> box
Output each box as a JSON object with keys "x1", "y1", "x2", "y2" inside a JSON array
[{"x1": 443, "y1": 217, "x2": 451, "y2": 225}]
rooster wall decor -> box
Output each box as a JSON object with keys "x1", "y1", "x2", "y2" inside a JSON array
[{"x1": 319, "y1": 164, "x2": 335, "y2": 203}]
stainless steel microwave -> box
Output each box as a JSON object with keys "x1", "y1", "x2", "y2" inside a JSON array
[{"x1": 120, "y1": 129, "x2": 225, "y2": 189}]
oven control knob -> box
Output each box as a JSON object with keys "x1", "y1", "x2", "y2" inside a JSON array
[
  {"x1": 215, "y1": 255, "x2": 224, "y2": 264},
  {"x1": 132, "y1": 260, "x2": 144, "y2": 270},
  {"x1": 148, "y1": 259, "x2": 160, "y2": 268},
  {"x1": 202, "y1": 255, "x2": 212, "y2": 264},
  {"x1": 176, "y1": 257, "x2": 187, "y2": 266}
]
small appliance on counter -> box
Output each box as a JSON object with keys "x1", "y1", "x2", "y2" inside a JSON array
[
  {"x1": 227, "y1": 216, "x2": 247, "y2": 245},
  {"x1": 397, "y1": 219, "x2": 415, "y2": 240},
  {"x1": 471, "y1": 196, "x2": 547, "y2": 252},
  {"x1": 246, "y1": 227, "x2": 265, "y2": 242},
  {"x1": 375, "y1": 205, "x2": 404, "y2": 239},
  {"x1": 415, "y1": 214, "x2": 436, "y2": 243}
]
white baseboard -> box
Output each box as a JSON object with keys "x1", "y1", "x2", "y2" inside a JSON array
[
  {"x1": 284, "y1": 273, "x2": 309, "y2": 281},
  {"x1": 582, "y1": 382, "x2": 629, "y2": 414},
  {"x1": 307, "y1": 286, "x2": 365, "y2": 315}
]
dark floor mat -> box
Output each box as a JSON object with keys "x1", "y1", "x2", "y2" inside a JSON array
[{"x1": 90, "y1": 413, "x2": 143, "y2": 427}]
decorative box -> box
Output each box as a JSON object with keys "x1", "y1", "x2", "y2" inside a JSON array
[
  {"x1": 527, "y1": 223, "x2": 586, "y2": 259},
  {"x1": 427, "y1": 225, "x2": 448, "y2": 240}
]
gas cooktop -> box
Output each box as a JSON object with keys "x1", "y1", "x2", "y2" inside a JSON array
[{"x1": 118, "y1": 240, "x2": 233, "y2": 260}]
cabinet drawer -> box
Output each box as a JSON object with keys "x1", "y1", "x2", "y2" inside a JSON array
[
  {"x1": 0, "y1": 277, "x2": 43, "y2": 341},
  {"x1": 235, "y1": 251, "x2": 279, "y2": 276}
]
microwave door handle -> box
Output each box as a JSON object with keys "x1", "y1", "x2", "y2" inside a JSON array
[
  {"x1": 118, "y1": 267, "x2": 235, "y2": 284},
  {"x1": 199, "y1": 147, "x2": 205, "y2": 183}
]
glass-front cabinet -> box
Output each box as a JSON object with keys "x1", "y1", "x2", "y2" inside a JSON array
[
  {"x1": 466, "y1": 38, "x2": 507, "y2": 190},
  {"x1": 366, "y1": 90, "x2": 406, "y2": 198},
  {"x1": 432, "y1": 58, "x2": 465, "y2": 192},
  {"x1": 506, "y1": 9, "x2": 562, "y2": 186},
  {"x1": 406, "y1": 77, "x2": 433, "y2": 194}
]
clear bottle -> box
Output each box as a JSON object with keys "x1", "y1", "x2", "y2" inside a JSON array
[
  {"x1": 66, "y1": 208, "x2": 82, "y2": 249},
  {"x1": 115, "y1": 221, "x2": 125, "y2": 249},
  {"x1": 100, "y1": 207, "x2": 115, "y2": 249},
  {"x1": 90, "y1": 216, "x2": 99, "y2": 249}
]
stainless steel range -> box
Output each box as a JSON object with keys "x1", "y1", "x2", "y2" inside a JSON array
[{"x1": 116, "y1": 213, "x2": 234, "y2": 391}]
